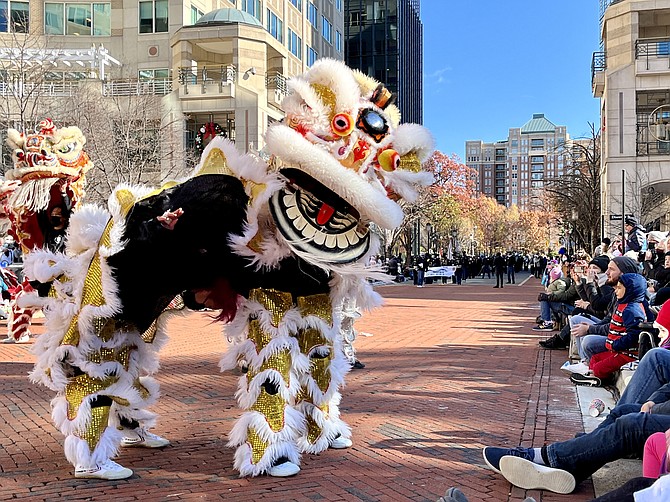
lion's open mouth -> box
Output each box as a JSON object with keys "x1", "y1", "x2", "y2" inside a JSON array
[{"x1": 269, "y1": 168, "x2": 370, "y2": 264}]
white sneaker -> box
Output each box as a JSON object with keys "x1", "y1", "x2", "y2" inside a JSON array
[
  {"x1": 330, "y1": 436, "x2": 353, "y2": 449},
  {"x1": 75, "y1": 459, "x2": 133, "y2": 480},
  {"x1": 499, "y1": 456, "x2": 575, "y2": 494},
  {"x1": 0, "y1": 334, "x2": 29, "y2": 344},
  {"x1": 560, "y1": 361, "x2": 590, "y2": 375},
  {"x1": 120, "y1": 427, "x2": 170, "y2": 448},
  {"x1": 267, "y1": 461, "x2": 300, "y2": 477}
]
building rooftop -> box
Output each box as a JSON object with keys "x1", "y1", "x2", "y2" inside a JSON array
[
  {"x1": 520, "y1": 113, "x2": 557, "y2": 134},
  {"x1": 194, "y1": 8, "x2": 263, "y2": 28}
]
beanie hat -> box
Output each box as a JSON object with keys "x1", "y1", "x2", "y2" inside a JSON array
[
  {"x1": 612, "y1": 256, "x2": 639, "y2": 274},
  {"x1": 602, "y1": 237, "x2": 611, "y2": 245},
  {"x1": 589, "y1": 255, "x2": 610, "y2": 273},
  {"x1": 625, "y1": 216, "x2": 639, "y2": 226},
  {"x1": 549, "y1": 267, "x2": 562, "y2": 281},
  {"x1": 647, "y1": 231, "x2": 667, "y2": 243},
  {"x1": 655, "y1": 300, "x2": 670, "y2": 332}
]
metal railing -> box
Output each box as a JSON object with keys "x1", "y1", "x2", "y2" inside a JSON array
[
  {"x1": 102, "y1": 78, "x2": 172, "y2": 96},
  {"x1": 265, "y1": 71, "x2": 287, "y2": 94},
  {"x1": 635, "y1": 38, "x2": 670, "y2": 69},
  {"x1": 0, "y1": 80, "x2": 81, "y2": 97},
  {"x1": 178, "y1": 65, "x2": 236, "y2": 94},
  {"x1": 591, "y1": 51, "x2": 606, "y2": 86}
]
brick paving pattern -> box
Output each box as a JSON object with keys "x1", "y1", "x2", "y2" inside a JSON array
[{"x1": 0, "y1": 275, "x2": 597, "y2": 501}]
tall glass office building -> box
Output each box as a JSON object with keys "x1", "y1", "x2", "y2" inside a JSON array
[{"x1": 344, "y1": 0, "x2": 423, "y2": 124}]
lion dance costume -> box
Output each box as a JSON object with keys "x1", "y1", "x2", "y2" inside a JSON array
[
  {"x1": 0, "y1": 118, "x2": 91, "y2": 344},
  {"x1": 23, "y1": 59, "x2": 433, "y2": 480}
]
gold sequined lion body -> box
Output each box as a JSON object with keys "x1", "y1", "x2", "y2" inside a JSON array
[{"x1": 22, "y1": 59, "x2": 433, "y2": 480}]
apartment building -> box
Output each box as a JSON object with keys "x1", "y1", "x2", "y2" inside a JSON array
[
  {"x1": 465, "y1": 114, "x2": 571, "y2": 209},
  {"x1": 0, "y1": 0, "x2": 344, "y2": 167},
  {"x1": 593, "y1": 0, "x2": 670, "y2": 234},
  {"x1": 344, "y1": 0, "x2": 423, "y2": 124}
]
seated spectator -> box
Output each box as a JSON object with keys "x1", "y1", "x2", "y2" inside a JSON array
[
  {"x1": 570, "y1": 272, "x2": 647, "y2": 386},
  {"x1": 642, "y1": 232, "x2": 667, "y2": 279},
  {"x1": 539, "y1": 255, "x2": 613, "y2": 350},
  {"x1": 482, "y1": 305, "x2": 670, "y2": 494},
  {"x1": 563, "y1": 257, "x2": 643, "y2": 375},
  {"x1": 532, "y1": 266, "x2": 577, "y2": 332}
]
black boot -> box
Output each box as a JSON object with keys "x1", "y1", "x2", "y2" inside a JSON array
[{"x1": 539, "y1": 333, "x2": 568, "y2": 350}]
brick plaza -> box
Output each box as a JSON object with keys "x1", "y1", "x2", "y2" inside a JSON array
[{"x1": 0, "y1": 275, "x2": 596, "y2": 501}]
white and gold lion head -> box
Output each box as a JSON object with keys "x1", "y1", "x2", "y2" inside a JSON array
[
  {"x1": 5, "y1": 118, "x2": 92, "y2": 183},
  {"x1": 264, "y1": 59, "x2": 434, "y2": 263}
]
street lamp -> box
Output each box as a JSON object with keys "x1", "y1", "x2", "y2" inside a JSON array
[{"x1": 451, "y1": 228, "x2": 458, "y2": 257}]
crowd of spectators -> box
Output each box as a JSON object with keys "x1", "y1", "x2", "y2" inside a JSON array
[{"x1": 482, "y1": 215, "x2": 670, "y2": 499}]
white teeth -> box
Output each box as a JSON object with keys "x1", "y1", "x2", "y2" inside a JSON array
[
  {"x1": 286, "y1": 204, "x2": 301, "y2": 219},
  {"x1": 336, "y1": 233, "x2": 349, "y2": 249},
  {"x1": 294, "y1": 215, "x2": 307, "y2": 231},
  {"x1": 302, "y1": 224, "x2": 317, "y2": 239},
  {"x1": 283, "y1": 193, "x2": 295, "y2": 206},
  {"x1": 313, "y1": 230, "x2": 326, "y2": 245},
  {"x1": 346, "y1": 230, "x2": 360, "y2": 245},
  {"x1": 325, "y1": 234, "x2": 337, "y2": 248}
]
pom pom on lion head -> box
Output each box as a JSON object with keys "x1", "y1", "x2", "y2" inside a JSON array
[{"x1": 265, "y1": 59, "x2": 434, "y2": 264}]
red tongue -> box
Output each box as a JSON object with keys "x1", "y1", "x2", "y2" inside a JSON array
[{"x1": 316, "y1": 202, "x2": 335, "y2": 226}]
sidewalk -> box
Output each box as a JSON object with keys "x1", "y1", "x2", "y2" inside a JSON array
[{"x1": 0, "y1": 274, "x2": 598, "y2": 501}]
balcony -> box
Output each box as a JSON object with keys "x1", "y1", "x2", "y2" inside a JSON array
[
  {"x1": 265, "y1": 71, "x2": 287, "y2": 108},
  {"x1": 635, "y1": 39, "x2": 670, "y2": 73},
  {"x1": 177, "y1": 65, "x2": 236, "y2": 99},
  {"x1": 102, "y1": 79, "x2": 172, "y2": 96},
  {"x1": 591, "y1": 51, "x2": 606, "y2": 98}
]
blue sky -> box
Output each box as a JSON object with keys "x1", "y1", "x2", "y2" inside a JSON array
[{"x1": 421, "y1": 2, "x2": 601, "y2": 160}]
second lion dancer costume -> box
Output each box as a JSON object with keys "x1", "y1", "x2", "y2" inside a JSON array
[{"x1": 23, "y1": 59, "x2": 433, "y2": 479}]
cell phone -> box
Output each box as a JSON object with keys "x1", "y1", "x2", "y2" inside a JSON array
[
  {"x1": 574, "y1": 266, "x2": 584, "y2": 274},
  {"x1": 649, "y1": 242, "x2": 656, "y2": 250}
]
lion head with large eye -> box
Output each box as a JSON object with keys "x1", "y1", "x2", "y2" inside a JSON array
[
  {"x1": 5, "y1": 118, "x2": 92, "y2": 184},
  {"x1": 265, "y1": 59, "x2": 434, "y2": 265}
]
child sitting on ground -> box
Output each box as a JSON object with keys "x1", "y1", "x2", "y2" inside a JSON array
[{"x1": 571, "y1": 272, "x2": 647, "y2": 386}]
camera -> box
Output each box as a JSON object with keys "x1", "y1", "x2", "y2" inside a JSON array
[{"x1": 649, "y1": 242, "x2": 656, "y2": 250}]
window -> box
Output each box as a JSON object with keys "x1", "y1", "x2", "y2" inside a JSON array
[
  {"x1": 266, "y1": 9, "x2": 282, "y2": 42},
  {"x1": 1, "y1": 1, "x2": 28, "y2": 32},
  {"x1": 321, "y1": 15, "x2": 332, "y2": 43},
  {"x1": 288, "y1": 29, "x2": 302, "y2": 59},
  {"x1": 335, "y1": 30, "x2": 341, "y2": 52},
  {"x1": 139, "y1": 0, "x2": 168, "y2": 33},
  {"x1": 307, "y1": 1, "x2": 317, "y2": 27},
  {"x1": 307, "y1": 46, "x2": 318, "y2": 66},
  {"x1": 289, "y1": 0, "x2": 302, "y2": 11},
  {"x1": 241, "y1": 0, "x2": 261, "y2": 19},
  {"x1": 190, "y1": 5, "x2": 203, "y2": 25},
  {"x1": 336, "y1": 0, "x2": 342, "y2": 11},
  {"x1": 44, "y1": 2, "x2": 111, "y2": 35},
  {"x1": 139, "y1": 68, "x2": 169, "y2": 79}
]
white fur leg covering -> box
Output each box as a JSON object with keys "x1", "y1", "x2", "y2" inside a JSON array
[
  {"x1": 63, "y1": 425, "x2": 122, "y2": 469},
  {"x1": 228, "y1": 408, "x2": 305, "y2": 477},
  {"x1": 295, "y1": 392, "x2": 351, "y2": 454}
]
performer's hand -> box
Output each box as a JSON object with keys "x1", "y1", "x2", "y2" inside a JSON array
[
  {"x1": 641, "y1": 401, "x2": 655, "y2": 413},
  {"x1": 157, "y1": 207, "x2": 184, "y2": 230}
]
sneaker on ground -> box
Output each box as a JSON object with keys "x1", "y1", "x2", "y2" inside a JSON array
[
  {"x1": 75, "y1": 459, "x2": 133, "y2": 480},
  {"x1": 120, "y1": 427, "x2": 170, "y2": 448},
  {"x1": 437, "y1": 487, "x2": 468, "y2": 502},
  {"x1": 330, "y1": 436, "x2": 353, "y2": 449},
  {"x1": 499, "y1": 456, "x2": 576, "y2": 494},
  {"x1": 482, "y1": 446, "x2": 534, "y2": 474},
  {"x1": 267, "y1": 460, "x2": 300, "y2": 477},
  {"x1": 15, "y1": 334, "x2": 30, "y2": 344},
  {"x1": 570, "y1": 373, "x2": 602, "y2": 387},
  {"x1": 560, "y1": 361, "x2": 590, "y2": 375},
  {"x1": 532, "y1": 322, "x2": 554, "y2": 332},
  {"x1": 539, "y1": 334, "x2": 568, "y2": 350}
]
